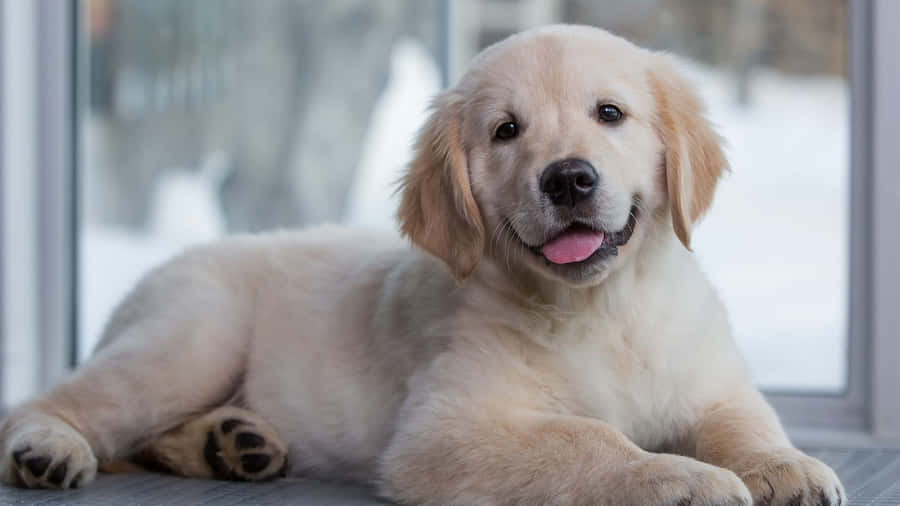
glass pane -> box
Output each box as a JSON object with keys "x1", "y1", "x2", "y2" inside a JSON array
[
  {"x1": 78, "y1": 0, "x2": 442, "y2": 358},
  {"x1": 449, "y1": 0, "x2": 848, "y2": 392},
  {"x1": 79, "y1": 0, "x2": 849, "y2": 394}
]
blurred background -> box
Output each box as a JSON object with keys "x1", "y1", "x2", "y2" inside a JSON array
[{"x1": 77, "y1": 0, "x2": 849, "y2": 393}]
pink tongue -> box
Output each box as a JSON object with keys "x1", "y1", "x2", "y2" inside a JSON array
[{"x1": 541, "y1": 230, "x2": 605, "y2": 264}]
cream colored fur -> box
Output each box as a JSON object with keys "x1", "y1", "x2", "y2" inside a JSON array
[{"x1": 0, "y1": 25, "x2": 843, "y2": 505}]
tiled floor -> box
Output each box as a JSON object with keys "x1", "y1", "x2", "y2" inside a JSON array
[
  {"x1": 807, "y1": 448, "x2": 900, "y2": 505},
  {"x1": 0, "y1": 448, "x2": 896, "y2": 505}
]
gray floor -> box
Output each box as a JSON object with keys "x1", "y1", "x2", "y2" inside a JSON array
[
  {"x1": 0, "y1": 474, "x2": 389, "y2": 505},
  {"x1": 0, "y1": 448, "x2": 896, "y2": 505}
]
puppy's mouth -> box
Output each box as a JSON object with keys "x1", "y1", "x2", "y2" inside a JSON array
[{"x1": 514, "y1": 204, "x2": 640, "y2": 266}]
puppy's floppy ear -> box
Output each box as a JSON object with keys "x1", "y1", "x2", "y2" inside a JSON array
[
  {"x1": 649, "y1": 55, "x2": 728, "y2": 249},
  {"x1": 397, "y1": 90, "x2": 485, "y2": 284}
]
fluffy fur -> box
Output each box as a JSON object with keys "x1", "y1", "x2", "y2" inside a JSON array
[{"x1": 0, "y1": 25, "x2": 844, "y2": 505}]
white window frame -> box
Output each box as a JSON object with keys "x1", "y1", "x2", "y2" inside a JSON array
[
  {"x1": 2, "y1": 0, "x2": 41, "y2": 406},
  {"x1": 1, "y1": 0, "x2": 75, "y2": 406},
  {"x1": 869, "y1": 0, "x2": 900, "y2": 441},
  {"x1": 0, "y1": 0, "x2": 5, "y2": 403},
  {"x1": 0, "y1": 0, "x2": 897, "y2": 442},
  {"x1": 36, "y1": 0, "x2": 78, "y2": 390}
]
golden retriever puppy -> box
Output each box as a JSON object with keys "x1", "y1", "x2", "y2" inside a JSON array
[{"x1": 0, "y1": 25, "x2": 844, "y2": 505}]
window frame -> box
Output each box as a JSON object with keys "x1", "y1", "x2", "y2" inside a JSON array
[
  {"x1": 768, "y1": 0, "x2": 900, "y2": 444},
  {"x1": 2, "y1": 0, "x2": 42, "y2": 406},
  {"x1": 0, "y1": 0, "x2": 5, "y2": 405},
  {"x1": 2, "y1": 0, "x2": 896, "y2": 441},
  {"x1": 0, "y1": 0, "x2": 77, "y2": 407},
  {"x1": 765, "y1": 0, "x2": 873, "y2": 434},
  {"x1": 869, "y1": 0, "x2": 900, "y2": 441},
  {"x1": 35, "y1": 0, "x2": 79, "y2": 389}
]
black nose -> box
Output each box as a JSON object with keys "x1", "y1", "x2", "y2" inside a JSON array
[{"x1": 539, "y1": 158, "x2": 598, "y2": 207}]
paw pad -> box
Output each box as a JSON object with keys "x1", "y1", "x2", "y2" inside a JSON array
[
  {"x1": 235, "y1": 432, "x2": 264, "y2": 450},
  {"x1": 47, "y1": 461, "x2": 67, "y2": 485},
  {"x1": 203, "y1": 418, "x2": 286, "y2": 481},
  {"x1": 24, "y1": 456, "x2": 50, "y2": 477},
  {"x1": 8, "y1": 444, "x2": 93, "y2": 489},
  {"x1": 240, "y1": 453, "x2": 270, "y2": 473}
]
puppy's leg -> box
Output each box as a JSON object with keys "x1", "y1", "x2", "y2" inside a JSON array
[
  {"x1": 0, "y1": 280, "x2": 252, "y2": 489},
  {"x1": 693, "y1": 388, "x2": 846, "y2": 506},
  {"x1": 131, "y1": 406, "x2": 287, "y2": 481},
  {"x1": 379, "y1": 380, "x2": 752, "y2": 505}
]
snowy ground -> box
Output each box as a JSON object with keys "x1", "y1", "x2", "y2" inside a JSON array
[
  {"x1": 684, "y1": 62, "x2": 848, "y2": 392},
  {"x1": 81, "y1": 40, "x2": 848, "y2": 391}
]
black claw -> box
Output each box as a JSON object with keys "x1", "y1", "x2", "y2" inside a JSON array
[
  {"x1": 47, "y1": 460, "x2": 67, "y2": 486},
  {"x1": 11, "y1": 447, "x2": 30, "y2": 466},
  {"x1": 755, "y1": 474, "x2": 776, "y2": 506},
  {"x1": 220, "y1": 418, "x2": 248, "y2": 434},
  {"x1": 24, "y1": 456, "x2": 51, "y2": 477},
  {"x1": 786, "y1": 494, "x2": 803, "y2": 506},
  {"x1": 835, "y1": 487, "x2": 843, "y2": 506},
  {"x1": 235, "y1": 432, "x2": 265, "y2": 450},
  {"x1": 71, "y1": 471, "x2": 84, "y2": 488},
  {"x1": 276, "y1": 457, "x2": 288, "y2": 478},
  {"x1": 240, "y1": 453, "x2": 271, "y2": 474},
  {"x1": 253, "y1": 456, "x2": 288, "y2": 482},
  {"x1": 203, "y1": 431, "x2": 228, "y2": 477},
  {"x1": 813, "y1": 487, "x2": 829, "y2": 506}
]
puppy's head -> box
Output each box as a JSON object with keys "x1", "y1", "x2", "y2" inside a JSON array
[{"x1": 399, "y1": 25, "x2": 726, "y2": 286}]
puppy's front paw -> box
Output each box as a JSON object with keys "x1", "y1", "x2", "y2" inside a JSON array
[
  {"x1": 608, "y1": 454, "x2": 752, "y2": 506},
  {"x1": 732, "y1": 448, "x2": 844, "y2": 506},
  {"x1": 0, "y1": 415, "x2": 97, "y2": 489}
]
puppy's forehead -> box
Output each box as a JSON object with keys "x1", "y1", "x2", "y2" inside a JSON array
[{"x1": 461, "y1": 26, "x2": 653, "y2": 112}]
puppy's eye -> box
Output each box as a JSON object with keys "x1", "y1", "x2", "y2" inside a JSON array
[
  {"x1": 494, "y1": 121, "x2": 518, "y2": 141},
  {"x1": 597, "y1": 104, "x2": 624, "y2": 123}
]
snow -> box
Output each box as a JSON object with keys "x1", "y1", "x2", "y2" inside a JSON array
[
  {"x1": 683, "y1": 62, "x2": 848, "y2": 391},
  {"x1": 344, "y1": 39, "x2": 442, "y2": 230},
  {"x1": 147, "y1": 151, "x2": 230, "y2": 244},
  {"x1": 81, "y1": 41, "x2": 849, "y2": 391},
  {"x1": 80, "y1": 228, "x2": 185, "y2": 359}
]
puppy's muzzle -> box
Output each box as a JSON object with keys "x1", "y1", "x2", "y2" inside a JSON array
[{"x1": 540, "y1": 158, "x2": 598, "y2": 208}]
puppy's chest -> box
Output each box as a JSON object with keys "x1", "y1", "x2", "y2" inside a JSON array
[{"x1": 540, "y1": 321, "x2": 697, "y2": 449}]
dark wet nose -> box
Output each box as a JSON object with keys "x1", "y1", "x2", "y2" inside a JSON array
[{"x1": 539, "y1": 158, "x2": 598, "y2": 207}]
